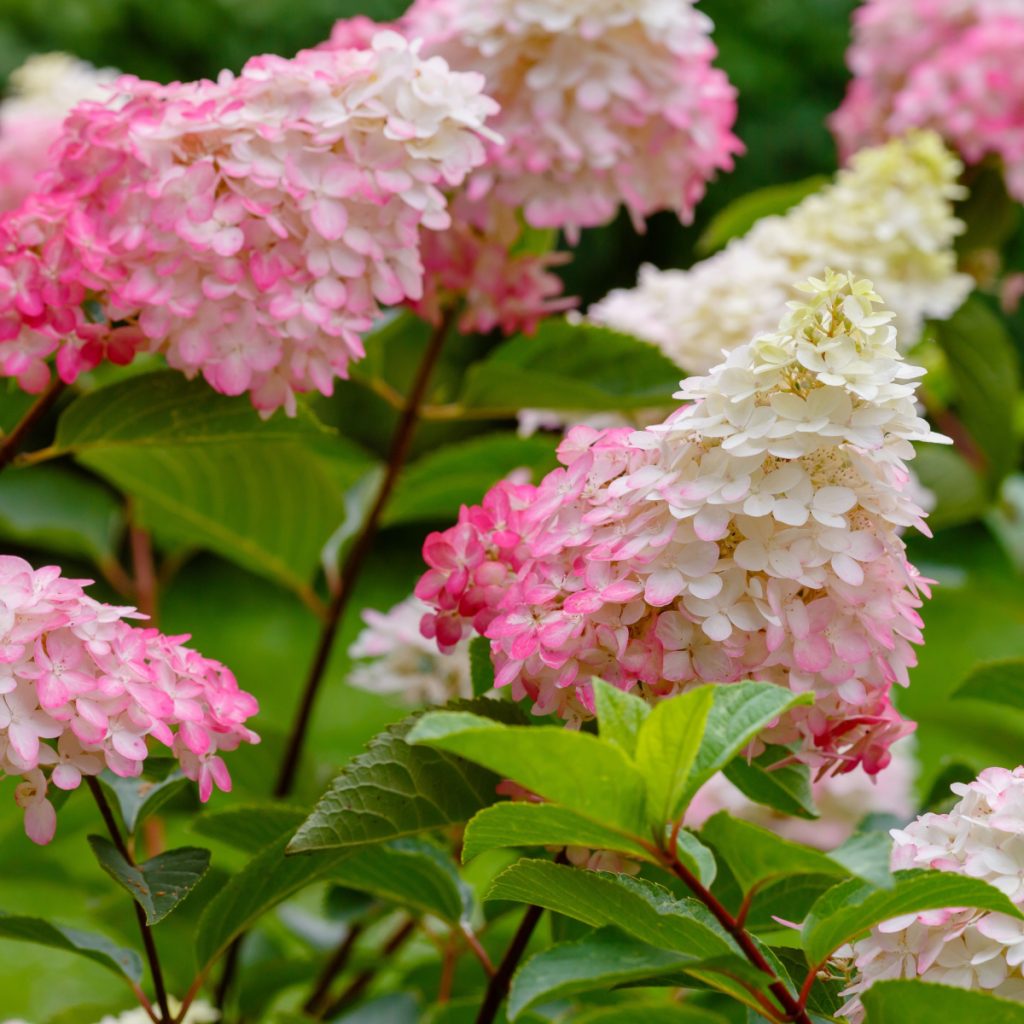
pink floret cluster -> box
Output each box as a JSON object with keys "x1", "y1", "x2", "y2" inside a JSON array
[
  {"x1": 0, "y1": 556, "x2": 259, "y2": 844},
  {"x1": 841, "y1": 765, "x2": 1024, "y2": 1019},
  {"x1": 833, "y1": 0, "x2": 1024, "y2": 201},
  {"x1": 417, "y1": 272, "x2": 945, "y2": 777},
  {"x1": 0, "y1": 31, "x2": 498, "y2": 413}
]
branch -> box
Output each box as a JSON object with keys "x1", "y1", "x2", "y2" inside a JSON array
[
  {"x1": 473, "y1": 904, "x2": 544, "y2": 1024},
  {"x1": 302, "y1": 922, "x2": 365, "y2": 1017},
  {"x1": 0, "y1": 377, "x2": 67, "y2": 474},
  {"x1": 86, "y1": 777, "x2": 173, "y2": 1024}
]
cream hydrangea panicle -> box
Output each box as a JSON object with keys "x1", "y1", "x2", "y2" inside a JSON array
[
  {"x1": 349, "y1": 595, "x2": 472, "y2": 705},
  {"x1": 840, "y1": 765, "x2": 1024, "y2": 1019},
  {"x1": 417, "y1": 271, "x2": 947, "y2": 776},
  {"x1": 0, "y1": 556, "x2": 259, "y2": 844},
  {"x1": 399, "y1": 0, "x2": 742, "y2": 239},
  {"x1": 0, "y1": 32, "x2": 499, "y2": 411},
  {"x1": 591, "y1": 132, "x2": 971, "y2": 373},
  {"x1": 0, "y1": 53, "x2": 118, "y2": 213},
  {"x1": 832, "y1": 0, "x2": 1024, "y2": 201}
]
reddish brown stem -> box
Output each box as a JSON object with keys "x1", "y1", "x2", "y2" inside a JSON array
[
  {"x1": 461, "y1": 923, "x2": 496, "y2": 976},
  {"x1": 303, "y1": 922, "x2": 365, "y2": 1017},
  {"x1": 474, "y1": 903, "x2": 545, "y2": 1024},
  {"x1": 129, "y1": 517, "x2": 160, "y2": 625},
  {"x1": 0, "y1": 377, "x2": 66, "y2": 474}
]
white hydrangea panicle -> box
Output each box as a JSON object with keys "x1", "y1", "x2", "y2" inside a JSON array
[
  {"x1": 591, "y1": 132, "x2": 971, "y2": 373},
  {"x1": 840, "y1": 765, "x2": 1024, "y2": 1019}
]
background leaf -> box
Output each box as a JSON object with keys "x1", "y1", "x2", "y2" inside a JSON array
[{"x1": 721, "y1": 746, "x2": 817, "y2": 820}]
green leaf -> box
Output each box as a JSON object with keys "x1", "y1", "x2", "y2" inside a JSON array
[
  {"x1": 469, "y1": 636, "x2": 495, "y2": 698},
  {"x1": 675, "y1": 829, "x2": 717, "y2": 888},
  {"x1": 571, "y1": 1008, "x2": 727, "y2": 1024},
  {"x1": 594, "y1": 678, "x2": 650, "y2": 759},
  {"x1": 55, "y1": 371, "x2": 375, "y2": 597},
  {"x1": 407, "y1": 711, "x2": 648, "y2": 834},
  {"x1": 953, "y1": 658, "x2": 1024, "y2": 710},
  {"x1": 384, "y1": 434, "x2": 557, "y2": 527},
  {"x1": 829, "y1": 830, "x2": 895, "y2": 890},
  {"x1": 0, "y1": 465, "x2": 122, "y2": 567},
  {"x1": 802, "y1": 869, "x2": 1024, "y2": 967},
  {"x1": 912, "y1": 444, "x2": 989, "y2": 530},
  {"x1": 697, "y1": 176, "x2": 829, "y2": 254},
  {"x1": 88, "y1": 837, "x2": 211, "y2": 925},
  {"x1": 636, "y1": 687, "x2": 715, "y2": 827},
  {"x1": 700, "y1": 813, "x2": 846, "y2": 893},
  {"x1": 861, "y1": 979, "x2": 1024, "y2": 1023},
  {"x1": 99, "y1": 770, "x2": 190, "y2": 835},
  {"x1": 722, "y1": 746, "x2": 817, "y2": 820},
  {"x1": 685, "y1": 684, "x2": 813, "y2": 807},
  {"x1": 288, "y1": 701, "x2": 526, "y2": 854},
  {"x1": 508, "y1": 928, "x2": 692, "y2": 1020},
  {"x1": 462, "y1": 803, "x2": 653, "y2": 863},
  {"x1": 486, "y1": 859, "x2": 734, "y2": 962},
  {"x1": 196, "y1": 835, "x2": 346, "y2": 971},
  {"x1": 193, "y1": 804, "x2": 307, "y2": 854},
  {"x1": 459, "y1": 320, "x2": 683, "y2": 414},
  {"x1": 934, "y1": 297, "x2": 1021, "y2": 486},
  {"x1": 0, "y1": 913, "x2": 142, "y2": 983}
]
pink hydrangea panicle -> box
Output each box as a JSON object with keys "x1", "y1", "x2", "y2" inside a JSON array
[
  {"x1": 0, "y1": 32, "x2": 499, "y2": 411},
  {"x1": 840, "y1": 765, "x2": 1024, "y2": 1019},
  {"x1": 832, "y1": 0, "x2": 1024, "y2": 201},
  {"x1": 398, "y1": 0, "x2": 742, "y2": 238},
  {"x1": 417, "y1": 270, "x2": 947, "y2": 775},
  {"x1": 0, "y1": 556, "x2": 259, "y2": 843}
]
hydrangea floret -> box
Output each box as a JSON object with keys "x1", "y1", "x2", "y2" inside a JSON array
[
  {"x1": 591, "y1": 132, "x2": 971, "y2": 373},
  {"x1": 0, "y1": 32, "x2": 499, "y2": 412},
  {"x1": 840, "y1": 765, "x2": 1024, "y2": 1018},
  {"x1": 0, "y1": 556, "x2": 259, "y2": 844},
  {"x1": 416, "y1": 271, "x2": 947, "y2": 776}
]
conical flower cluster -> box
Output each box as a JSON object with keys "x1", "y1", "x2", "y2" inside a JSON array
[
  {"x1": 591, "y1": 132, "x2": 971, "y2": 373},
  {"x1": 417, "y1": 272, "x2": 946, "y2": 776}
]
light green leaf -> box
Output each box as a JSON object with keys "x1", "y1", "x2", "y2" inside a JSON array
[
  {"x1": 636, "y1": 688, "x2": 715, "y2": 827},
  {"x1": 675, "y1": 829, "x2": 717, "y2": 888},
  {"x1": 862, "y1": 979, "x2": 1024, "y2": 1023},
  {"x1": 802, "y1": 869, "x2": 1024, "y2": 967},
  {"x1": 462, "y1": 803, "x2": 653, "y2": 863},
  {"x1": 192, "y1": 804, "x2": 307, "y2": 854},
  {"x1": 289, "y1": 701, "x2": 526, "y2": 854},
  {"x1": 384, "y1": 434, "x2": 557, "y2": 527},
  {"x1": 0, "y1": 913, "x2": 143, "y2": 983},
  {"x1": 829, "y1": 830, "x2": 894, "y2": 890},
  {"x1": 408, "y1": 711, "x2": 648, "y2": 834},
  {"x1": 88, "y1": 837, "x2": 211, "y2": 925},
  {"x1": 55, "y1": 371, "x2": 375, "y2": 596},
  {"x1": 594, "y1": 678, "x2": 650, "y2": 759},
  {"x1": 722, "y1": 746, "x2": 817, "y2": 820},
  {"x1": 953, "y1": 658, "x2": 1024, "y2": 710},
  {"x1": 99, "y1": 770, "x2": 190, "y2": 835},
  {"x1": 508, "y1": 928, "x2": 692, "y2": 1020}
]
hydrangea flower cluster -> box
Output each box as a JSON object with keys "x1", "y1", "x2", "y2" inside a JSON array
[
  {"x1": 686, "y1": 739, "x2": 917, "y2": 850},
  {"x1": 0, "y1": 32, "x2": 498, "y2": 411},
  {"x1": 591, "y1": 132, "x2": 971, "y2": 373},
  {"x1": 0, "y1": 556, "x2": 259, "y2": 844},
  {"x1": 349, "y1": 595, "x2": 472, "y2": 705},
  {"x1": 840, "y1": 765, "x2": 1024, "y2": 1019},
  {"x1": 417, "y1": 272, "x2": 946, "y2": 776},
  {"x1": 832, "y1": 0, "x2": 1024, "y2": 201},
  {"x1": 399, "y1": 0, "x2": 742, "y2": 238},
  {"x1": 0, "y1": 53, "x2": 117, "y2": 213}
]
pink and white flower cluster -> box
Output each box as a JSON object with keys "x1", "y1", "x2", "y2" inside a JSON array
[
  {"x1": 417, "y1": 271, "x2": 946, "y2": 776},
  {"x1": 0, "y1": 53, "x2": 117, "y2": 214},
  {"x1": 399, "y1": 0, "x2": 742, "y2": 237},
  {"x1": 0, "y1": 556, "x2": 259, "y2": 844},
  {"x1": 841, "y1": 765, "x2": 1024, "y2": 1019},
  {"x1": 832, "y1": 0, "x2": 1024, "y2": 201},
  {"x1": 0, "y1": 32, "x2": 498, "y2": 412}
]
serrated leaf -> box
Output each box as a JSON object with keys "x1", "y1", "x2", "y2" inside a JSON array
[
  {"x1": 55, "y1": 371, "x2": 375, "y2": 597},
  {"x1": 802, "y1": 869, "x2": 1024, "y2": 967},
  {"x1": 462, "y1": 803, "x2": 653, "y2": 863},
  {"x1": 0, "y1": 913, "x2": 142, "y2": 983},
  {"x1": 469, "y1": 636, "x2": 495, "y2": 698},
  {"x1": 192, "y1": 805, "x2": 307, "y2": 854},
  {"x1": 384, "y1": 434, "x2": 557, "y2": 527},
  {"x1": 594, "y1": 678, "x2": 650, "y2": 759},
  {"x1": 99, "y1": 770, "x2": 190, "y2": 835},
  {"x1": 953, "y1": 659, "x2": 1024, "y2": 710},
  {"x1": 861, "y1": 979, "x2": 1024, "y2": 1023},
  {"x1": 722, "y1": 746, "x2": 817, "y2": 820},
  {"x1": 636, "y1": 687, "x2": 715, "y2": 827},
  {"x1": 289, "y1": 701, "x2": 526, "y2": 854},
  {"x1": 407, "y1": 711, "x2": 647, "y2": 834},
  {"x1": 458, "y1": 320, "x2": 683, "y2": 414},
  {"x1": 508, "y1": 928, "x2": 692, "y2": 1020},
  {"x1": 486, "y1": 859, "x2": 734, "y2": 962},
  {"x1": 88, "y1": 836, "x2": 210, "y2": 925}
]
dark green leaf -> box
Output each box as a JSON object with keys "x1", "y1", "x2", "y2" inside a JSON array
[
  {"x1": 722, "y1": 746, "x2": 817, "y2": 820},
  {"x1": 954, "y1": 658, "x2": 1024, "y2": 710},
  {"x1": 469, "y1": 636, "x2": 495, "y2": 698},
  {"x1": 328, "y1": 992, "x2": 421, "y2": 1023},
  {"x1": 593, "y1": 678, "x2": 650, "y2": 759},
  {"x1": 862, "y1": 979, "x2": 1024, "y2": 1023},
  {"x1": 193, "y1": 805, "x2": 307, "y2": 854},
  {"x1": 99, "y1": 770, "x2": 190, "y2": 835},
  {"x1": 88, "y1": 837, "x2": 210, "y2": 925}
]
